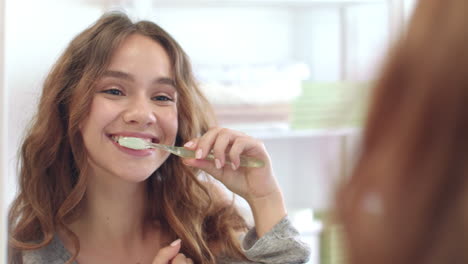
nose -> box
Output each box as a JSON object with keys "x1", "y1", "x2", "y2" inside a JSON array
[{"x1": 122, "y1": 97, "x2": 157, "y2": 127}]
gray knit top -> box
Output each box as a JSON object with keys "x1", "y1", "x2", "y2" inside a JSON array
[{"x1": 22, "y1": 216, "x2": 311, "y2": 264}]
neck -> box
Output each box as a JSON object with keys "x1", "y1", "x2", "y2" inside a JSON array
[{"x1": 72, "y1": 170, "x2": 154, "y2": 248}]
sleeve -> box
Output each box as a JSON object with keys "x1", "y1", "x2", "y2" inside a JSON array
[
  {"x1": 22, "y1": 236, "x2": 74, "y2": 264},
  {"x1": 218, "y1": 216, "x2": 311, "y2": 264}
]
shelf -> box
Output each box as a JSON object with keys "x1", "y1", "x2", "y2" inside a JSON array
[
  {"x1": 97, "y1": 0, "x2": 388, "y2": 8},
  {"x1": 151, "y1": 0, "x2": 385, "y2": 3},
  {"x1": 238, "y1": 127, "x2": 361, "y2": 140}
]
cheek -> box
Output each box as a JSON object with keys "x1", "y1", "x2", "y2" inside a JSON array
[
  {"x1": 170, "y1": 111, "x2": 179, "y2": 134},
  {"x1": 92, "y1": 98, "x2": 119, "y2": 123},
  {"x1": 161, "y1": 109, "x2": 178, "y2": 138},
  {"x1": 81, "y1": 98, "x2": 119, "y2": 136}
]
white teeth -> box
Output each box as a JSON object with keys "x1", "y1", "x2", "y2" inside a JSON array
[
  {"x1": 112, "y1": 135, "x2": 152, "y2": 144},
  {"x1": 117, "y1": 137, "x2": 150, "y2": 150}
]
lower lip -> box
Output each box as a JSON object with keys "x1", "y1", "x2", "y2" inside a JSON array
[{"x1": 110, "y1": 137, "x2": 155, "y2": 157}]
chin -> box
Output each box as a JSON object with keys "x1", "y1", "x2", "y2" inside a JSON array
[
  {"x1": 116, "y1": 170, "x2": 156, "y2": 183},
  {"x1": 120, "y1": 175, "x2": 153, "y2": 183}
]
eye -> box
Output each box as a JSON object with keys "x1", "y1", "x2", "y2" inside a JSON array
[
  {"x1": 102, "y1": 88, "x2": 124, "y2": 96},
  {"x1": 152, "y1": 95, "x2": 173, "y2": 102}
]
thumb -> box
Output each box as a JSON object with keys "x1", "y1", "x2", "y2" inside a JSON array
[{"x1": 152, "y1": 239, "x2": 182, "y2": 264}]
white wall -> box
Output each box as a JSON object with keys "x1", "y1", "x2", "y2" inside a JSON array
[
  {"x1": 1, "y1": 0, "x2": 6, "y2": 261},
  {"x1": 345, "y1": 3, "x2": 390, "y2": 81},
  {"x1": 292, "y1": 7, "x2": 342, "y2": 81},
  {"x1": 5, "y1": 0, "x2": 102, "y2": 208},
  {"x1": 150, "y1": 7, "x2": 293, "y2": 66},
  {"x1": 404, "y1": 0, "x2": 418, "y2": 21},
  {"x1": 265, "y1": 134, "x2": 344, "y2": 209}
]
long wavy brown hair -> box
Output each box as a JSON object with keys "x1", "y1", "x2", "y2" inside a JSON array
[
  {"x1": 337, "y1": 1, "x2": 468, "y2": 264},
  {"x1": 8, "y1": 12, "x2": 248, "y2": 264}
]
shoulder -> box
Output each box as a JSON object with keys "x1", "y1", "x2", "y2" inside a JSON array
[{"x1": 22, "y1": 236, "x2": 72, "y2": 264}]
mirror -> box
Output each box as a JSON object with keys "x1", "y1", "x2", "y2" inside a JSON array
[{"x1": 2, "y1": 0, "x2": 416, "y2": 263}]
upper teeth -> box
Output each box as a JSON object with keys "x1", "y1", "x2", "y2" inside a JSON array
[
  {"x1": 112, "y1": 135, "x2": 152, "y2": 142},
  {"x1": 115, "y1": 136, "x2": 152, "y2": 150},
  {"x1": 112, "y1": 135, "x2": 153, "y2": 144}
]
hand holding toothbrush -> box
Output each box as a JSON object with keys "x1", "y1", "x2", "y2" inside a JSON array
[{"x1": 182, "y1": 127, "x2": 287, "y2": 237}]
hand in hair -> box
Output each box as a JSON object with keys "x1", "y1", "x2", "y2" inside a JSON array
[
  {"x1": 182, "y1": 127, "x2": 287, "y2": 237},
  {"x1": 152, "y1": 239, "x2": 194, "y2": 264}
]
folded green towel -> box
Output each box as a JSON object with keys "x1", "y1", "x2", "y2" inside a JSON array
[{"x1": 292, "y1": 82, "x2": 370, "y2": 129}]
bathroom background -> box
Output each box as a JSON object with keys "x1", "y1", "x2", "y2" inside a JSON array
[{"x1": 0, "y1": 0, "x2": 418, "y2": 263}]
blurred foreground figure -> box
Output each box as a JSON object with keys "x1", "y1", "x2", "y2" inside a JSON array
[{"x1": 337, "y1": 1, "x2": 468, "y2": 264}]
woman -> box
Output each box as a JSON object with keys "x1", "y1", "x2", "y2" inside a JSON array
[
  {"x1": 337, "y1": 1, "x2": 468, "y2": 263},
  {"x1": 8, "y1": 12, "x2": 310, "y2": 264}
]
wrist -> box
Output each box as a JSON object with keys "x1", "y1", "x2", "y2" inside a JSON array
[{"x1": 247, "y1": 191, "x2": 287, "y2": 238}]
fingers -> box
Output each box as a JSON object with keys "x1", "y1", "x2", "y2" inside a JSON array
[
  {"x1": 184, "y1": 127, "x2": 247, "y2": 169},
  {"x1": 152, "y1": 239, "x2": 194, "y2": 264},
  {"x1": 228, "y1": 136, "x2": 251, "y2": 170},
  {"x1": 152, "y1": 239, "x2": 181, "y2": 264},
  {"x1": 182, "y1": 155, "x2": 226, "y2": 182},
  {"x1": 212, "y1": 129, "x2": 235, "y2": 169},
  {"x1": 184, "y1": 127, "x2": 223, "y2": 160},
  {"x1": 172, "y1": 253, "x2": 194, "y2": 264}
]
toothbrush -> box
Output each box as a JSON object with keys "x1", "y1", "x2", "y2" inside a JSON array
[{"x1": 117, "y1": 137, "x2": 265, "y2": 168}]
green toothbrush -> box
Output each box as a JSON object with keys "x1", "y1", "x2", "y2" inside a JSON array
[{"x1": 117, "y1": 137, "x2": 265, "y2": 168}]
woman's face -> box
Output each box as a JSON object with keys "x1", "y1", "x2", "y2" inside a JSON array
[{"x1": 81, "y1": 33, "x2": 178, "y2": 183}]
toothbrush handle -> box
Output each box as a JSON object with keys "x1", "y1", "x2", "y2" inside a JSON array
[
  {"x1": 204, "y1": 153, "x2": 265, "y2": 168},
  {"x1": 170, "y1": 146, "x2": 265, "y2": 168}
]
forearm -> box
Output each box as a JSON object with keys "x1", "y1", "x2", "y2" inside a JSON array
[{"x1": 247, "y1": 190, "x2": 287, "y2": 237}]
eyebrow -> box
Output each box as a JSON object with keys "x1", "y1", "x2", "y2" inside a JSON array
[{"x1": 102, "y1": 70, "x2": 176, "y2": 87}]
